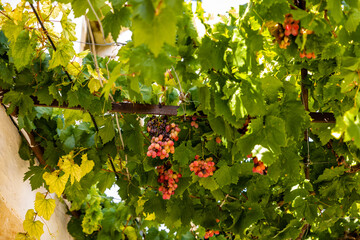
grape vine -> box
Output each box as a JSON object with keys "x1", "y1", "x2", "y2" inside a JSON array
[{"x1": 0, "y1": 0, "x2": 360, "y2": 239}]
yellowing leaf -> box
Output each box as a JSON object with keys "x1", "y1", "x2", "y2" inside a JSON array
[
  {"x1": 43, "y1": 171, "x2": 69, "y2": 197},
  {"x1": 34, "y1": 192, "x2": 56, "y2": 221},
  {"x1": 60, "y1": 158, "x2": 82, "y2": 185},
  {"x1": 144, "y1": 212, "x2": 156, "y2": 220},
  {"x1": 124, "y1": 226, "x2": 138, "y2": 240},
  {"x1": 88, "y1": 78, "x2": 101, "y2": 93},
  {"x1": 15, "y1": 232, "x2": 36, "y2": 240},
  {"x1": 23, "y1": 209, "x2": 44, "y2": 240},
  {"x1": 66, "y1": 62, "x2": 82, "y2": 76},
  {"x1": 48, "y1": 38, "x2": 76, "y2": 69},
  {"x1": 76, "y1": 50, "x2": 90, "y2": 59},
  {"x1": 80, "y1": 154, "x2": 94, "y2": 178}
]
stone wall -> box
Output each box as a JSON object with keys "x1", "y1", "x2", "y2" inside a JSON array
[{"x1": 0, "y1": 106, "x2": 73, "y2": 240}]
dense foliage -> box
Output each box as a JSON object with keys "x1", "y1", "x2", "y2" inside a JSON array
[{"x1": 1, "y1": 0, "x2": 360, "y2": 239}]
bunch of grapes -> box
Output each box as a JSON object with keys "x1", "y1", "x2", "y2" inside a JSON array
[
  {"x1": 189, "y1": 155, "x2": 216, "y2": 178},
  {"x1": 266, "y1": 22, "x2": 290, "y2": 49},
  {"x1": 204, "y1": 230, "x2": 220, "y2": 239},
  {"x1": 300, "y1": 50, "x2": 316, "y2": 59},
  {"x1": 284, "y1": 14, "x2": 299, "y2": 37},
  {"x1": 238, "y1": 115, "x2": 251, "y2": 135},
  {"x1": 190, "y1": 116, "x2": 199, "y2": 129},
  {"x1": 157, "y1": 163, "x2": 182, "y2": 200},
  {"x1": 267, "y1": 14, "x2": 300, "y2": 49},
  {"x1": 146, "y1": 117, "x2": 181, "y2": 159},
  {"x1": 252, "y1": 156, "x2": 267, "y2": 175}
]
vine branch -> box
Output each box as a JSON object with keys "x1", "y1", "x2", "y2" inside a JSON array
[{"x1": 28, "y1": 2, "x2": 73, "y2": 82}]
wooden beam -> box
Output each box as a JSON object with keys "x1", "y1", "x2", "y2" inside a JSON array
[{"x1": 1, "y1": 89, "x2": 337, "y2": 121}]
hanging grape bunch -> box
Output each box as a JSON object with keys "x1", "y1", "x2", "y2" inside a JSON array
[
  {"x1": 189, "y1": 155, "x2": 216, "y2": 178},
  {"x1": 267, "y1": 14, "x2": 299, "y2": 49},
  {"x1": 204, "y1": 230, "x2": 220, "y2": 239},
  {"x1": 157, "y1": 162, "x2": 182, "y2": 200},
  {"x1": 252, "y1": 156, "x2": 267, "y2": 175},
  {"x1": 146, "y1": 116, "x2": 181, "y2": 159}
]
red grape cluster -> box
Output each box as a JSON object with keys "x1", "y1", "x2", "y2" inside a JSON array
[
  {"x1": 190, "y1": 116, "x2": 199, "y2": 129},
  {"x1": 146, "y1": 117, "x2": 181, "y2": 159},
  {"x1": 252, "y1": 157, "x2": 267, "y2": 175},
  {"x1": 300, "y1": 50, "x2": 316, "y2": 59},
  {"x1": 157, "y1": 163, "x2": 182, "y2": 200},
  {"x1": 204, "y1": 230, "x2": 220, "y2": 239},
  {"x1": 189, "y1": 155, "x2": 216, "y2": 178},
  {"x1": 284, "y1": 14, "x2": 299, "y2": 37},
  {"x1": 267, "y1": 14, "x2": 300, "y2": 49},
  {"x1": 239, "y1": 116, "x2": 251, "y2": 135}
]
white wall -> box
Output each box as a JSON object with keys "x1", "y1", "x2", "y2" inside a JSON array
[{"x1": 0, "y1": 106, "x2": 73, "y2": 240}]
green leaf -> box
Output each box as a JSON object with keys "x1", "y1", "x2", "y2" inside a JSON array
[
  {"x1": 198, "y1": 177, "x2": 219, "y2": 191},
  {"x1": 48, "y1": 38, "x2": 76, "y2": 69},
  {"x1": 123, "y1": 115, "x2": 144, "y2": 154},
  {"x1": 34, "y1": 192, "x2": 56, "y2": 221},
  {"x1": 103, "y1": 7, "x2": 132, "y2": 39},
  {"x1": 97, "y1": 116, "x2": 116, "y2": 144},
  {"x1": 173, "y1": 141, "x2": 195, "y2": 167},
  {"x1": 327, "y1": 0, "x2": 343, "y2": 23},
  {"x1": 198, "y1": 36, "x2": 226, "y2": 70},
  {"x1": 311, "y1": 123, "x2": 334, "y2": 145},
  {"x1": 239, "y1": 203, "x2": 265, "y2": 231},
  {"x1": 23, "y1": 209, "x2": 44, "y2": 240},
  {"x1": 9, "y1": 30, "x2": 35, "y2": 71},
  {"x1": 213, "y1": 164, "x2": 239, "y2": 187},
  {"x1": 199, "y1": 86, "x2": 211, "y2": 111},
  {"x1": 261, "y1": 76, "x2": 282, "y2": 100},
  {"x1": 82, "y1": 187, "x2": 104, "y2": 234},
  {"x1": 345, "y1": 9, "x2": 360, "y2": 32},
  {"x1": 3, "y1": 91, "x2": 35, "y2": 119},
  {"x1": 128, "y1": 45, "x2": 174, "y2": 85},
  {"x1": 264, "y1": 116, "x2": 286, "y2": 153},
  {"x1": 24, "y1": 166, "x2": 46, "y2": 191},
  {"x1": 132, "y1": 0, "x2": 182, "y2": 56},
  {"x1": 315, "y1": 166, "x2": 346, "y2": 183}
]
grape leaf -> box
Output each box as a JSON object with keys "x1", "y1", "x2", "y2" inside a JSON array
[
  {"x1": 60, "y1": 157, "x2": 82, "y2": 184},
  {"x1": 80, "y1": 154, "x2": 95, "y2": 178},
  {"x1": 132, "y1": 0, "x2": 181, "y2": 56},
  {"x1": 97, "y1": 117, "x2": 116, "y2": 144},
  {"x1": 213, "y1": 164, "x2": 239, "y2": 187},
  {"x1": 103, "y1": 6, "x2": 131, "y2": 40},
  {"x1": 264, "y1": 116, "x2": 286, "y2": 154},
  {"x1": 345, "y1": 9, "x2": 360, "y2": 32},
  {"x1": 173, "y1": 141, "x2": 195, "y2": 167},
  {"x1": 34, "y1": 192, "x2": 56, "y2": 221},
  {"x1": 198, "y1": 36, "x2": 226, "y2": 70},
  {"x1": 198, "y1": 177, "x2": 219, "y2": 191},
  {"x1": 43, "y1": 170, "x2": 69, "y2": 197},
  {"x1": 48, "y1": 38, "x2": 76, "y2": 69},
  {"x1": 23, "y1": 209, "x2": 44, "y2": 240},
  {"x1": 9, "y1": 30, "x2": 35, "y2": 71},
  {"x1": 15, "y1": 233, "x2": 36, "y2": 240},
  {"x1": 327, "y1": 0, "x2": 343, "y2": 23},
  {"x1": 24, "y1": 166, "x2": 46, "y2": 191}
]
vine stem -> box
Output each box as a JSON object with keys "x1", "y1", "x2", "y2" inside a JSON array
[
  {"x1": 171, "y1": 66, "x2": 186, "y2": 119},
  {"x1": 86, "y1": 0, "x2": 106, "y2": 43},
  {"x1": 86, "y1": 18, "x2": 129, "y2": 179},
  {"x1": 0, "y1": 11, "x2": 12, "y2": 20},
  {"x1": 28, "y1": 2, "x2": 72, "y2": 82},
  {"x1": 108, "y1": 155, "x2": 120, "y2": 181}
]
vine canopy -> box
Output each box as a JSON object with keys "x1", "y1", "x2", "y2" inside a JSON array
[{"x1": 1, "y1": 0, "x2": 360, "y2": 239}]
